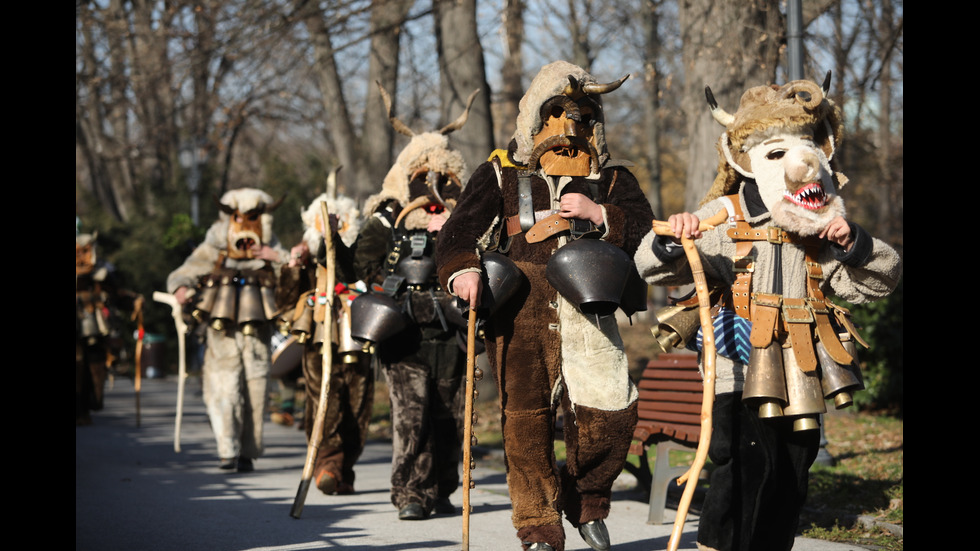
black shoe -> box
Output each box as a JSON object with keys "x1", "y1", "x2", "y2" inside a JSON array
[
  {"x1": 219, "y1": 458, "x2": 237, "y2": 471},
  {"x1": 236, "y1": 457, "x2": 254, "y2": 473},
  {"x1": 432, "y1": 497, "x2": 456, "y2": 515},
  {"x1": 578, "y1": 519, "x2": 610, "y2": 551},
  {"x1": 397, "y1": 502, "x2": 426, "y2": 520}
]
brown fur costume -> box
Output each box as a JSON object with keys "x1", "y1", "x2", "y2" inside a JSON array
[{"x1": 436, "y1": 61, "x2": 653, "y2": 551}]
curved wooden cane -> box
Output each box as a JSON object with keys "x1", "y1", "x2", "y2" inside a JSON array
[
  {"x1": 290, "y1": 201, "x2": 336, "y2": 519},
  {"x1": 650, "y1": 210, "x2": 726, "y2": 551}
]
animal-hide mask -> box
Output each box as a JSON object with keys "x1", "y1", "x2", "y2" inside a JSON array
[
  {"x1": 513, "y1": 61, "x2": 628, "y2": 176},
  {"x1": 363, "y1": 83, "x2": 478, "y2": 231},
  {"x1": 704, "y1": 74, "x2": 847, "y2": 235},
  {"x1": 213, "y1": 188, "x2": 284, "y2": 259}
]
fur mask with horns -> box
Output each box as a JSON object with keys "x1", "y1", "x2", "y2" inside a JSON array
[
  {"x1": 210, "y1": 188, "x2": 284, "y2": 259},
  {"x1": 363, "y1": 83, "x2": 479, "y2": 231},
  {"x1": 512, "y1": 60, "x2": 629, "y2": 176},
  {"x1": 704, "y1": 73, "x2": 847, "y2": 236}
]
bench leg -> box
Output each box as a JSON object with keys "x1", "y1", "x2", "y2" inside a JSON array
[{"x1": 647, "y1": 441, "x2": 692, "y2": 525}]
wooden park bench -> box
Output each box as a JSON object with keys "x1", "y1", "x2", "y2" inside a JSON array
[{"x1": 627, "y1": 351, "x2": 706, "y2": 524}]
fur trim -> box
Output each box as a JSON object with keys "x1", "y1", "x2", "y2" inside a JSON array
[
  {"x1": 300, "y1": 192, "x2": 363, "y2": 249},
  {"x1": 213, "y1": 188, "x2": 278, "y2": 247}
]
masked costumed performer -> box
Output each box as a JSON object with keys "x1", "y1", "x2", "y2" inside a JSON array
[
  {"x1": 634, "y1": 75, "x2": 902, "y2": 551},
  {"x1": 167, "y1": 188, "x2": 288, "y2": 472},
  {"x1": 76, "y1": 226, "x2": 143, "y2": 425},
  {"x1": 436, "y1": 61, "x2": 655, "y2": 551},
  {"x1": 351, "y1": 85, "x2": 479, "y2": 521},
  {"x1": 276, "y1": 192, "x2": 373, "y2": 494}
]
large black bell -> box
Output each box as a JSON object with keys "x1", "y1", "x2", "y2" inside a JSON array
[
  {"x1": 546, "y1": 238, "x2": 630, "y2": 316},
  {"x1": 349, "y1": 293, "x2": 408, "y2": 344},
  {"x1": 481, "y1": 252, "x2": 525, "y2": 316}
]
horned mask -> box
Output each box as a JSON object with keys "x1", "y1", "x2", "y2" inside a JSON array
[
  {"x1": 363, "y1": 83, "x2": 478, "y2": 231},
  {"x1": 214, "y1": 188, "x2": 284, "y2": 259},
  {"x1": 513, "y1": 61, "x2": 628, "y2": 176},
  {"x1": 704, "y1": 73, "x2": 846, "y2": 236}
]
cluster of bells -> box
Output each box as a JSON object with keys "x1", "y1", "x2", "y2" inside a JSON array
[
  {"x1": 652, "y1": 305, "x2": 865, "y2": 432},
  {"x1": 286, "y1": 291, "x2": 368, "y2": 364},
  {"x1": 192, "y1": 271, "x2": 277, "y2": 336}
]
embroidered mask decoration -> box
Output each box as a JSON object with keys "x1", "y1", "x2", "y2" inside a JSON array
[
  {"x1": 513, "y1": 61, "x2": 628, "y2": 176},
  {"x1": 704, "y1": 73, "x2": 847, "y2": 236},
  {"x1": 214, "y1": 189, "x2": 284, "y2": 259},
  {"x1": 364, "y1": 83, "x2": 478, "y2": 231},
  {"x1": 76, "y1": 231, "x2": 97, "y2": 276}
]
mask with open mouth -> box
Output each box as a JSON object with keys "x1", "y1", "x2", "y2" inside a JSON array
[{"x1": 214, "y1": 190, "x2": 284, "y2": 259}]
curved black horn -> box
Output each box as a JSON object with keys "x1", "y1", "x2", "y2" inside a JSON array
[
  {"x1": 376, "y1": 81, "x2": 415, "y2": 138},
  {"x1": 439, "y1": 89, "x2": 481, "y2": 135},
  {"x1": 705, "y1": 86, "x2": 734, "y2": 126},
  {"x1": 213, "y1": 194, "x2": 236, "y2": 215}
]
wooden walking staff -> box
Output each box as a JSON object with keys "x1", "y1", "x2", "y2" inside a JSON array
[
  {"x1": 290, "y1": 200, "x2": 336, "y2": 519},
  {"x1": 461, "y1": 308, "x2": 479, "y2": 550},
  {"x1": 650, "y1": 210, "x2": 727, "y2": 551},
  {"x1": 153, "y1": 291, "x2": 189, "y2": 452},
  {"x1": 132, "y1": 298, "x2": 145, "y2": 428}
]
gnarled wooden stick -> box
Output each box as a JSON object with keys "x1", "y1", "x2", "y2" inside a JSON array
[
  {"x1": 650, "y1": 209, "x2": 725, "y2": 551},
  {"x1": 290, "y1": 200, "x2": 336, "y2": 519}
]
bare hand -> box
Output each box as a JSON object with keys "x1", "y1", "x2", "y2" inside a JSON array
[
  {"x1": 174, "y1": 286, "x2": 189, "y2": 305},
  {"x1": 668, "y1": 212, "x2": 702, "y2": 240},
  {"x1": 289, "y1": 243, "x2": 310, "y2": 267},
  {"x1": 452, "y1": 271, "x2": 482, "y2": 309},
  {"x1": 252, "y1": 244, "x2": 282, "y2": 262},
  {"x1": 819, "y1": 216, "x2": 853, "y2": 251},
  {"x1": 558, "y1": 193, "x2": 603, "y2": 226},
  {"x1": 427, "y1": 213, "x2": 448, "y2": 233}
]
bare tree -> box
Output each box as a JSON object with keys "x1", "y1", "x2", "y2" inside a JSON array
[
  {"x1": 677, "y1": 0, "x2": 784, "y2": 209},
  {"x1": 433, "y1": 0, "x2": 495, "y2": 170}
]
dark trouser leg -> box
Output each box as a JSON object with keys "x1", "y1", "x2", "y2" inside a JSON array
[
  {"x1": 560, "y1": 400, "x2": 638, "y2": 526},
  {"x1": 697, "y1": 392, "x2": 819, "y2": 551},
  {"x1": 385, "y1": 361, "x2": 438, "y2": 511}
]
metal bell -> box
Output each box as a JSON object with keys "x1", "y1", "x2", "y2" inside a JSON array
[
  {"x1": 742, "y1": 342, "x2": 787, "y2": 418},
  {"x1": 395, "y1": 256, "x2": 437, "y2": 286},
  {"x1": 619, "y1": 266, "x2": 649, "y2": 318},
  {"x1": 817, "y1": 339, "x2": 864, "y2": 410},
  {"x1": 237, "y1": 274, "x2": 267, "y2": 328},
  {"x1": 259, "y1": 272, "x2": 278, "y2": 320},
  {"x1": 545, "y1": 238, "x2": 630, "y2": 317},
  {"x1": 349, "y1": 292, "x2": 408, "y2": 344},
  {"x1": 650, "y1": 304, "x2": 701, "y2": 354},
  {"x1": 194, "y1": 275, "x2": 219, "y2": 320},
  {"x1": 337, "y1": 302, "x2": 363, "y2": 364},
  {"x1": 782, "y1": 345, "x2": 826, "y2": 430},
  {"x1": 209, "y1": 273, "x2": 239, "y2": 329},
  {"x1": 481, "y1": 252, "x2": 525, "y2": 316},
  {"x1": 290, "y1": 297, "x2": 315, "y2": 344}
]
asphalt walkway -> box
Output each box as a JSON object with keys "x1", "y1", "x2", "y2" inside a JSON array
[{"x1": 76, "y1": 376, "x2": 867, "y2": 551}]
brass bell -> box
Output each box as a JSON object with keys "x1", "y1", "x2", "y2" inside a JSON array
[
  {"x1": 259, "y1": 273, "x2": 278, "y2": 320},
  {"x1": 337, "y1": 304, "x2": 362, "y2": 361},
  {"x1": 742, "y1": 343, "x2": 787, "y2": 418},
  {"x1": 650, "y1": 304, "x2": 701, "y2": 354},
  {"x1": 816, "y1": 340, "x2": 864, "y2": 410},
  {"x1": 209, "y1": 273, "x2": 238, "y2": 329},
  {"x1": 474, "y1": 367, "x2": 483, "y2": 381},
  {"x1": 194, "y1": 275, "x2": 219, "y2": 319},
  {"x1": 782, "y1": 345, "x2": 826, "y2": 430},
  {"x1": 237, "y1": 274, "x2": 267, "y2": 328},
  {"x1": 291, "y1": 298, "x2": 315, "y2": 344}
]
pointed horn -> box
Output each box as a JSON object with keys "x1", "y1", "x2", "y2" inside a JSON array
[
  {"x1": 327, "y1": 165, "x2": 342, "y2": 200},
  {"x1": 582, "y1": 74, "x2": 630, "y2": 95},
  {"x1": 563, "y1": 75, "x2": 582, "y2": 97},
  {"x1": 265, "y1": 194, "x2": 286, "y2": 213},
  {"x1": 376, "y1": 80, "x2": 415, "y2": 137},
  {"x1": 705, "y1": 86, "x2": 734, "y2": 127},
  {"x1": 213, "y1": 194, "x2": 236, "y2": 215},
  {"x1": 440, "y1": 89, "x2": 481, "y2": 135},
  {"x1": 821, "y1": 71, "x2": 832, "y2": 96}
]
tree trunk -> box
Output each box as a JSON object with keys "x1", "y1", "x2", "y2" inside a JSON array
[
  {"x1": 642, "y1": 0, "x2": 663, "y2": 219},
  {"x1": 497, "y1": 0, "x2": 525, "y2": 148},
  {"x1": 678, "y1": 0, "x2": 784, "y2": 209},
  {"x1": 433, "y1": 0, "x2": 494, "y2": 174}
]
